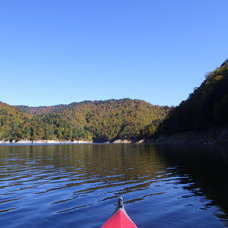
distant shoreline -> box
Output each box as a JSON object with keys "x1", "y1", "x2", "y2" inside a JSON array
[
  {"x1": 0, "y1": 140, "x2": 93, "y2": 145},
  {"x1": 1, "y1": 127, "x2": 228, "y2": 145},
  {"x1": 0, "y1": 139, "x2": 145, "y2": 145}
]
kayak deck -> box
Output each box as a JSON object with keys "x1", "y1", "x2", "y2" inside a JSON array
[{"x1": 102, "y1": 197, "x2": 137, "y2": 228}]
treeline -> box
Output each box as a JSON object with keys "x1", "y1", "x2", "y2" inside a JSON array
[
  {"x1": 0, "y1": 99, "x2": 170, "y2": 142},
  {"x1": 157, "y1": 59, "x2": 228, "y2": 134}
]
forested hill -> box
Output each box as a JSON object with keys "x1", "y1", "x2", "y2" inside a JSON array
[
  {"x1": 51, "y1": 99, "x2": 170, "y2": 141},
  {"x1": 0, "y1": 102, "x2": 31, "y2": 140},
  {"x1": 0, "y1": 99, "x2": 170, "y2": 142},
  {"x1": 157, "y1": 59, "x2": 228, "y2": 135}
]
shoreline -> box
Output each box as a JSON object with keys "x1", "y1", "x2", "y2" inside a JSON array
[
  {"x1": 0, "y1": 140, "x2": 93, "y2": 144},
  {"x1": 150, "y1": 127, "x2": 228, "y2": 145},
  {"x1": 0, "y1": 139, "x2": 145, "y2": 145},
  {"x1": 1, "y1": 127, "x2": 228, "y2": 145}
]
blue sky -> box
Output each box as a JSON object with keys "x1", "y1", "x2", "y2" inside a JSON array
[{"x1": 0, "y1": 0, "x2": 227, "y2": 107}]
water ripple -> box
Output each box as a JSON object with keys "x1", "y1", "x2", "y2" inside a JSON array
[{"x1": 0, "y1": 144, "x2": 227, "y2": 228}]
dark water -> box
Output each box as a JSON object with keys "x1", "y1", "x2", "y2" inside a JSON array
[{"x1": 0, "y1": 144, "x2": 228, "y2": 228}]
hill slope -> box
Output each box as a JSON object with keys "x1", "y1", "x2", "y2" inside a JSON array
[
  {"x1": 53, "y1": 99, "x2": 170, "y2": 141},
  {"x1": 0, "y1": 102, "x2": 31, "y2": 141},
  {"x1": 157, "y1": 59, "x2": 228, "y2": 137},
  {"x1": 1, "y1": 99, "x2": 170, "y2": 142}
]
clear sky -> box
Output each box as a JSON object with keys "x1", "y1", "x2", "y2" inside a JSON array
[{"x1": 0, "y1": 0, "x2": 227, "y2": 107}]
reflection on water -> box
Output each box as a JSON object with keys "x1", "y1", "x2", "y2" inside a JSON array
[{"x1": 0, "y1": 144, "x2": 227, "y2": 227}]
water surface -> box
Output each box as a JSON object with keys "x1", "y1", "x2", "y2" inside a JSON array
[{"x1": 0, "y1": 144, "x2": 228, "y2": 227}]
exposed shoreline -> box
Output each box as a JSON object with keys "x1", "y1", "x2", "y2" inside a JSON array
[
  {"x1": 149, "y1": 127, "x2": 228, "y2": 145},
  {"x1": 0, "y1": 140, "x2": 93, "y2": 144},
  {"x1": 0, "y1": 139, "x2": 144, "y2": 145},
  {"x1": 1, "y1": 127, "x2": 228, "y2": 145}
]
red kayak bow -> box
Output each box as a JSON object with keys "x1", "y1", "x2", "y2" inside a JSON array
[{"x1": 102, "y1": 197, "x2": 137, "y2": 228}]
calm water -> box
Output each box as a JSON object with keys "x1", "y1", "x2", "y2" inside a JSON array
[{"x1": 0, "y1": 144, "x2": 228, "y2": 227}]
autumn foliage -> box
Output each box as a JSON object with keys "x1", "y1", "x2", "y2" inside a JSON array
[{"x1": 0, "y1": 99, "x2": 169, "y2": 142}]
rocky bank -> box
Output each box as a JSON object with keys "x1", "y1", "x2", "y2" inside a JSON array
[{"x1": 149, "y1": 127, "x2": 228, "y2": 145}]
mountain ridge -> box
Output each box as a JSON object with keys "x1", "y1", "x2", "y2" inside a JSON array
[
  {"x1": 1, "y1": 99, "x2": 170, "y2": 142},
  {"x1": 14, "y1": 98, "x2": 167, "y2": 115}
]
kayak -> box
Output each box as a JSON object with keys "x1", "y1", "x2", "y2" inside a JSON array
[{"x1": 102, "y1": 197, "x2": 137, "y2": 228}]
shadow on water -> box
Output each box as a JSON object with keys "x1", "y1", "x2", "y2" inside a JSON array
[
  {"x1": 155, "y1": 144, "x2": 228, "y2": 222},
  {"x1": 0, "y1": 144, "x2": 228, "y2": 227}
]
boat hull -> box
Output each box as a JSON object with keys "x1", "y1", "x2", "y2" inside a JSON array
[{"x1": 102, "y1": 206, "x2": 137, "y2": 228}]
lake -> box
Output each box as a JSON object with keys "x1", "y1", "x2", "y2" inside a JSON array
[{"x1": 0, "y1": 144, "x2": 228, "y2": 227}]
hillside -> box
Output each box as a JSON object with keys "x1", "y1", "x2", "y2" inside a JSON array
[
  {"x1": 157, "y1": 59, "x2": 228, "y2": 137},
  {"x1": 1, "y1": 99, "x2": 170, "y2": 142},
  {"x1": 0, "y1": 102, "x2": 31, "y2": 141},
  {"x1": 53, "y1": 99, "x2": 170, "y2": 141}
]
